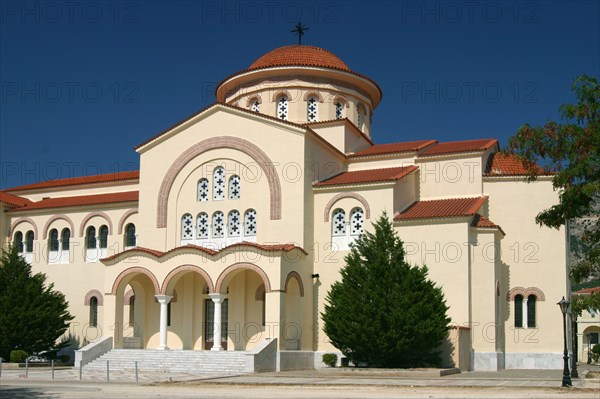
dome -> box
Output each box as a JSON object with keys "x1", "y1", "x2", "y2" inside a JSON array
[{"x1": 248, "y1": 45, "x2": 351, "y2": 72}]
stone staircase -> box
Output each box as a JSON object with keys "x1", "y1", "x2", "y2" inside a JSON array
[{"x1": 83, "y1": 349, "x2": 248, "y2": 374}]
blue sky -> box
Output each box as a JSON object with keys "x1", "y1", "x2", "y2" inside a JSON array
[{"x1": 1, "y1": 0, "x2": 598, "y2": 189}]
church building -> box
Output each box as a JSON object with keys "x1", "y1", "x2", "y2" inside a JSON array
[{"x1": 0, "y1": 44, "x2": 569, "y2": 371}]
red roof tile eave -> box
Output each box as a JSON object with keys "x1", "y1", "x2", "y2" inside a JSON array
[
  {"x1": 348, "y1": 140, "x2": 438, "y2": 159},
  {"x1": 313, "y1": 166, "x2": 418, "y2": 188},
  {"x1": 394, "y1": 196, "x2": 488, "y2": 221},
  {"x1": 418, "y1": 138, "x2": 498, "y2": 157},
  {"x1": 8, "y1": 191, "x2": 139, "y2": 212},
  {"x1": 4, "y1": 171, "x2": 140, "y2": 193}
]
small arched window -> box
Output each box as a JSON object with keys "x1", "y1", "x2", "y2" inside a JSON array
[
  {"x1": 197, "y1": 212, "x2": 209, "y2": 239},
  {"x1": 514, "y1": 294, "x2": 523, "y2": 328},
  {"x1": 213, "y1": 167, "x2": 225, "y2": 200},
  {"x1": 49, "y1": 229, "x2": 59, "y2": 251},
  {"x1": 25, "y1": 230, "x2": 34, "y2": 253},
  {"x1": 99, "y1": 225, "x2": 108, "y2": 249},
  {"x1": 228, "y1": 210, "x2": 241, "y2": 237},
  {"x1": 277, "y1": 95, "x2": 288, "y2": 120},
  {"x1": 228, "y1": 175, "x2": 241, "y2": 199},
  {"x1": 527, "y1": 295, "x2": 537, "y2": 328},
  {"x1": 14, "y1": 231, "x2": 24, "y2": 253},
  {"x1": 251, "y1": 98, "x2": 260, "y2": 112},
  {"x1": 89, "y1": 296, "x2": 98, "y2": 327},
  {"x1": 212, "y1": 211, "x2": 224, "y2": 238},
  {"x1": 244, "y1": 209, "x2": 257, "y2": 236},
  {"x1": 124, "y1": 223, "x2": 136, "y2": 247},
  {"x1": 181, "y1": 213, "x2": 194, "y2": 239},
  {"x1": 332, "y1": 209, "x2": 346, "y2": 236},
  {"x1": 129, "y1": 295, "x2": 135, "y2": 324},
  {"x1": 86, "y1": 226, "x2": 97, "y2": 249},
  {"x1": 61, "y1": 228, "x2": 71, "y2": 250},
  {"x1": 307, "y1": 96, "x2": 318, "y2": 122},
  {"x1": 350, "y1": 208, "x2": 364, "y2": 236},
  {"x1": 197, "y1": 178, "x2": 209, "y2": 202},
  {"x1": 335, "y1": 101, "x2": 344, "y2": 119}
]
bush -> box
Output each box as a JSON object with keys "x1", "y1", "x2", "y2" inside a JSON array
[
  {"x1": 322, "y1": 353, "x2": 338, "y2": 367},
  {"x1": 10, "y1": 350, "x2": 28, "y2": 363},
  {"x1": 592, "y1": 344, "x2": 600, "y2": 362}
]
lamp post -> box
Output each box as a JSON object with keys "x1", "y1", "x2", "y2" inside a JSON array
[
  {"x1": 557, "y1": 297, "x2": 572, "y2": 387},
  {"x1": 587, "y1": 334, "x2": 592, "y2": 364}
]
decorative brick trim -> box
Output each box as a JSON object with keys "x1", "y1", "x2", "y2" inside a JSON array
[
  {"x1": 303, "y1": 91, "x2": 324, "y2": 102},
  {"x1": 245, "y1": 95, "x2": 262, "y2": 107},
  {"x1": 323, "y1": 192, "x2": 371, "y2": 222},
  {"x1": 161, "y1": 264, "x2": 215, "y2": 294},
  {"x1": 284, "y1": 271, "x2": 304, "y2": 297},
  {"x1": 124, "y1": 289, "x2": 134, "y2": 303},
  {"x1": 79, "y1": 211, "x2": 113, "y2": 237},
  {"x1": 111, "y1": 267, "x2": 160, "y2": 295},
  {"x1": 507, "y1": 286, "x2": 546, "y2": 301},
  {"x1": 43, "y1": 215, "x2": 75, "y2": 239},
  {"x1": 118, "y1": 210, "x2": 138, "y2": 234},
  {"x1": 84, "y1": 289, "x2": 103, "y2": 306},
  {"x1": 271, "y1": 89, "x2": 292, "y2": 102},
  {"x1": 10, "y1": 217, "x2": 38, "y2": 238},
  {"x1": 215, "y1": 262, "x2": 271, "y2": 294},
  {"x1": 255, "y1": 283, "x2": 265, "y2": 301},
  {"x1": 156, "y1": 136, "x2": 282, "y2": 228}
]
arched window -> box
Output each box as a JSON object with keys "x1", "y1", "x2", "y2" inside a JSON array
[
  {"x1": 25, "y1": 230, "x2": 34, "y2": 253},
  {"x1": 196, "y1": 212, "x2": 209, "y2": 239},
  {"x1": 277, "y1": 95, "x2": 288, "y2": 120},
  {"x1": 228, "y1": 175, "x2": 241, "y2": 199},
  {"x1": 228, "y1": 210, "x2": 241, "y2": 237},
  {"x1": 213, "y1": 167, "x2": 225, "y2": 200},
  {"x1": 197, "y1": 178, "x2": 209, "y2": 202},
  {"x1": 13, "y1": 231, "x2": 24, "y2": 253},
  {"x1": 350, "y1": 207, "x2": 364, "y2": 236},
  {"x1": 61, "y1": 228, "x2": 71, "y2": 251},
  {"x1": 251, "y1": 98, "x2": 260, "y2": 112},
  {"x1": 332, "y1": 209, "x2": 346, "y2": 236},
  {"x1": 99, "y1": 225, "x2": 108, "y2": 249},
  {"x1": 335, "y1": 101, "x2": 344, "y2": 119},
  {"x1": 181, "y1": 213, "x2": 194, "y2": 240},
  {"x1": 128, "y1": 295, "x2": 135, "y2": 324},
  {"x1": 86, "y1": 226, "x2": 97, "y2": 249},
  {"x1": 307, "y1": 96, "x2": 318, "y2": 122},
  {"x1": 527, "y1": 295, "x2": 537, "y2": 328},
  {"x1": 357, "y1": 105, "x2": 365, "y2": 131},
  {"x1": 212, "y1": 211, "x2": 224, "y2": 238},
  {"x1": 89, "y1": 296, "x2": 98, "y2": 327},
  {"x1": 514, "y1": 294, "x2": 523, "y2": 328},
  {"x1": 124, "y1": 223, "x2": 136, "y2": 247},
  {"x1": 49, "y1": 229, "x2": 59, "y2": 251},
  {"x1": 244, "y1": 209, "x2": 257, "y2": 236}
]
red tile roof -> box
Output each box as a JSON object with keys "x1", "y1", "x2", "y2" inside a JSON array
[
  {"x1": 0, "y1": 192, "x2": 33, "y2": 207},
  {"x1": 471, "y1": 214, "x2": 505, "y2": 235},
  {"x1": 11, "y1": 191, "x2": 139, "y2": 211},
  {"x1": 5, "y1": 171, "x2": 139, "y2": 192},
  {"x1": 349, "y1": 140, "x2": 437, "y2": 158},
  {"x1": 419, "y1": 138, "x2": 498, "y2": 156},
  {"x1": 573, "y1": 286, "x2": 600, "y2": 295},
  {"x1": 395, "y1": 197, "x2": 488, "y2": 220},
  {"x1": 485, "y1": 152, "x2": 547, "y2": 176},
  {"x1": 314, "y1": 166, "x2": 418, "y2": 187},
  {"x1": 249, "y1": 45, "x2": 350, "y2": 71},
  {"x1": 102, "y1": 241, "x2": 307, "y2": 262}
]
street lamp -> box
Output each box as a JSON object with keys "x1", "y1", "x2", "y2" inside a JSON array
[
  {"x1": 587, "y1": 333, "x2": 592, "y2": 364},
  {"x1": 557, "y1": 297, "x2": 572, "y2": 387}
]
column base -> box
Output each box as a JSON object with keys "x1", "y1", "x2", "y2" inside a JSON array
[
  {"x1": 211, "y1": 346, "x2": 224, "y2": 351},
  {"x1": 156, "y1": 345, "x2": 169, "y2": 350}
]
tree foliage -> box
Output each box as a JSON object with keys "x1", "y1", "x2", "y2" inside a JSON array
[
  {"x1": 0, "y1": 245, "x2": 73, "y2": 361},
  {"x1": 321, "y1": 213, "x2": 450, "y2": 368},
  {"x1": 507, "y1": 75, "x2": 600, "y2": 308}
]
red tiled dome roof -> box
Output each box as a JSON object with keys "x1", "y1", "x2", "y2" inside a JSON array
[{"x1": 248, "y1": 45, "x2": 350, "y2": 71}]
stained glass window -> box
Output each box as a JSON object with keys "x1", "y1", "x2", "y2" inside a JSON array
[
  {"x1": 125, "y1": 223, "x2": 136, "y2": 247},
  {"x1": 332, "y1": 209, "x2": 346, "y2": 236},
  {"x1": 99, "y1": 225, "x2": 108, "y2": 249},
  {"x1": 61, "y1": 228, "x2": 71, "y2": 250},
  {"x1": 181, "y1": 213, "x2": 194, "y2": 239},
  {"x1": 86, "y1": 226, "x2": 97, "y2": 249},
  {"x1": 198, "y1": 178, "x2": 209, "y2": 202},
  {"x1": 277, "y1": 95, "x2": 288, "y2": 120},
  {"x1": 228, "y1": 210, "x2": 241, "y2": 237},
  {"x1": 49, "y1": 229, "x2": 59, "y2": 251},
  {"x1": 212, "y1": 211, "x2": 225, "y2": 238},
  {"x1": 251, "y1": 99, "x2": 260, "y2": 112},
  {"x1": 244, "y1": 209, "x2": 257, "y2": 236},
  {"x1": 335, "y1": 101, "x2": 343, "y2": 119},
  {"x1": 307, "y1": 96, "x2": 317, "y2": 122},
  {"x1": 25, "y1": 230, "x2": 34, "y2": 253},
  {"x1": 197, "y1": 212, "x2": 209, "y2": 239},
  {"x1": 213, "y1": 167, "x2": 225, "y2": 200},
  {"x1": 229, "y1": 175, "x2": 241, "y2": 199},
  {"x1": 350, "y1": 208, "x2": 364, "y2": 236}
]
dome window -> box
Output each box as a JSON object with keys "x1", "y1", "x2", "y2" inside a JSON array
[
  {"x1": 335, "y1": 101, "x2": 344, "y2": 119},
  {"x1": 277, "y1": 95, "x2": 288, "y2": 120},
  {"x1": 307, "y1": 96, "x2": 318, "y2": 122},
  {"x1": 251, "y1": 99, "x2": 260, "y2": 112}
]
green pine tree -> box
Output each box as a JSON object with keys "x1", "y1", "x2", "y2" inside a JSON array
[
  {"x1": 0, "y1": 245, "x2": 74, "y2": 361},
  {"x1": 322, "y1": 213, "x2": 450, "y2": 368}
]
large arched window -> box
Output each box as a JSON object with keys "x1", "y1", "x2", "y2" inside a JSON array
[
  {"x1": 86, "y1": 226, "x2": 97, "y2": 249},
  {"x1": 514, "y1": 294, "x2": 523, "y2": 328},
  {"x1": 181, "y1": 213, "x2": 194, "y2": 240},
  {"x1": 25, "y1": 230, "x2": 34, "y2": 253},
  {"x1": 13, "y1": 231, "x2": 24, "y2": 253},
  {"x1": 228, "y1": 175, "x2": 241, "y2": 199},
  {"x1": 89, "y1": 296, "x2": 98, "y2": 327},
  {"x1": 212, "y1": 211, "x2": 224, "y2": 238},
  {"x1": 61, "y1": 228, "x2": 71, "y2": 251},
  {"x1": 244, "y1": 209, "x2": 257, "y2": 236},
  {"x1": 49, "y1": 229, "x2": 59, "y2": 251},
  {"x1": 124, "y1": 223, "x2": 136, "y2": 248},
  {"x1": 197, "y1": 178, "x2": 209, "y2": 202},
  {"x1": 197, "y1": 212, "x2": 209, "y2": 239},
  {"x1": 527, "y1": 295, "x2": 537, "y2": 328},
  {"x1": 332, "y1": 209, "x2": 346, "y2": 236},
  {"x1": 350, "y1": 207, "x2": 364, "y2": 236},
  {"x1": 213, "y1": 167, "x2": 225, "y2": 200},
  {"x1": 307, "y1": 96, "x2": 318, "y2": 122},
  {"x1": 99, "y1": 225, "x2": 108, "y2": 249},
  {"x1": 228, "y1": 210, "x2": 241, "y2": 237},
  {"x1": 277, "y1": 95, "x2": 288, "y2": 120}
]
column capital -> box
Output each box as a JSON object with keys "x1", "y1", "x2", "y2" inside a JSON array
[
  {"x1": 209, "y1": 293, "x2": 224, "y2": 303},
  {"x1": 154, "y1": 294, "x2": 173, "y2": 305}
]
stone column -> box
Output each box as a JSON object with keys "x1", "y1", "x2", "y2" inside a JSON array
[
  {"x1": 155, "y1": 295, "x2": 173, "y2": 350},
  {"x1": 523, "y1": 298, "x2": 528, "y2": 329},
  {"x1": 209, "y1": 293, "x2": 224, "y2": 351}
]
